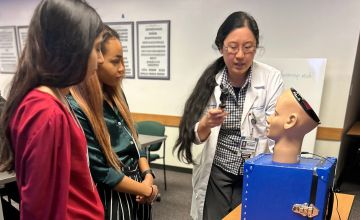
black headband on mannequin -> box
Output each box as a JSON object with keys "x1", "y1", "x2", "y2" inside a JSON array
[{"x1": 290, "y1": 88, "x2": 321, "y2": 124}]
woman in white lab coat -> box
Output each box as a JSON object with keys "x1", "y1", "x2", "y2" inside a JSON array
[{"x1": 174, "y1": 11, "x2": 284, "y2": 220}]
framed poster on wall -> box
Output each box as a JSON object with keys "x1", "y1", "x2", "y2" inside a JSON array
[
  {"x1": 107, "y1": 22, "x2": 135, "y2": 78},
  {"x1": 17, "y1": 26, "x2": 29, "y2": 53},
  {"x1": 0, "y1": 26, "x2": 19, "y2": 74},
  {"x1": 137, "y1": 20, "x2": 170, "y2": 80}
]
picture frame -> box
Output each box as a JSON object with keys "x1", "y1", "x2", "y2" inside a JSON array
[
  {"x1": 16, "y1": 25, "x2": 29, "y2": 54},
  {"x1": 0, "y1": 26, "x2": 19, "y2": 74},
  {"x1": 136, "y1": 20, "x2": 170, "y2": 80}
]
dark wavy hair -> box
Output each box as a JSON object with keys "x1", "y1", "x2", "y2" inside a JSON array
[
  {"x1": 0, "y1": 0, "x2": 104, "y2": 172},
  {"x1": 173, "y1": 11, "x2": 259, "y2": 164}
]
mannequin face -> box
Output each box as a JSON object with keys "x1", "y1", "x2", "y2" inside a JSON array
[
  {"x1": 267, "y1": 111, "x2": 282, "y2": 142},
  {"x1": 267, "y1": 89, "x2": 302, "y2": 140},
  {"x1": 267, "y1": 98, "x2": 289, "y2": 141}
]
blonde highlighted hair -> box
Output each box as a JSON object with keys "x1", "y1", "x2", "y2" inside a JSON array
[{"x1": 70, "y1": 26, "x2": 138, "y2": 171}]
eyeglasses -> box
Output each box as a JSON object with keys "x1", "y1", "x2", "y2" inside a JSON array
[{"x1": 223, "y1": 44, "x2": 256, "y2": 55}]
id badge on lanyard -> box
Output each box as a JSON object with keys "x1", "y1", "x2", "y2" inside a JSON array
[{"x1": 238, "y1": 136, "x2": 259, "y2": 159}]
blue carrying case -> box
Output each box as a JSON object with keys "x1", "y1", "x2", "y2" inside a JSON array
[{"x1": 241, "y1": 153, "x2": 336, "y2": 220}]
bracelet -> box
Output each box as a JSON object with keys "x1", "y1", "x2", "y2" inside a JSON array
[
  {"x1": 141, "y1": 169, "x2": 155, "y2": 179},
  {"x1": 147, "y1": 185, "x2": 157, "y2": 204}
]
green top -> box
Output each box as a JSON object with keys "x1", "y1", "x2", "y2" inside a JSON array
[{"x1": 67, "y1": 95, "x2": 146, "y2": 189}]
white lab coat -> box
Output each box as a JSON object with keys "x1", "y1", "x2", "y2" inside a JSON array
[{"x1": 190, "y1": 60, "x2": 284, "y2": 220}]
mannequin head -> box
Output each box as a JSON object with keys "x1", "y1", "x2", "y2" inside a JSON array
[{"x1": 267, "y1": 88, "x2": 320, "y2": 163}]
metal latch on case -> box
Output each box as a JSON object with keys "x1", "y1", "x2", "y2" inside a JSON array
[{"x1": 292, "y1": 203, "x2": 319, "y2": 218}]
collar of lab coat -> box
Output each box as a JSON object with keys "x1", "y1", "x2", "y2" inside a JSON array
[{"x1": 214, "y1": 61, "x2": 264, "y2": 125}]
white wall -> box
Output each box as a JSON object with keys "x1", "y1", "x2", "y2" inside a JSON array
[{"x1": 0, "y1": 0, "x2": 359, "y2": 168}]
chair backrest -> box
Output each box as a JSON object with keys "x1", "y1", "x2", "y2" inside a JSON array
[{"x1": 136, "y1": 121, "x2": 165, "y2": 151}]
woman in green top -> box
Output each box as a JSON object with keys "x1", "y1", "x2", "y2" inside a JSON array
[{"x1": 68, "y1": 25, "x2": 158, "y2": 220}]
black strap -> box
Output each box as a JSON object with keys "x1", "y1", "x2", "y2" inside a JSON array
[
  {"x1": 309, "y1": 159, "x2": 334, "y2": 220},
  {"x1": 325, "y1": 189, "x2": 334, "y2": 220},
  {"x1": 141, "y1": 169, "x2": 156, "y2": 179},
  {"x1": 308, "y1": 171, "x2": 318, "y2": 220}
]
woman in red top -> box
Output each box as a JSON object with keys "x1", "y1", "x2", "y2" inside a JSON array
[{"x1": 0, "y1": 0, "x2": 105, "y2": 219}]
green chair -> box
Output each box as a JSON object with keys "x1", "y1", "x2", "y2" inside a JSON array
[{"x1": 136, "y1": 121, "x2": 167, "y2": 190}]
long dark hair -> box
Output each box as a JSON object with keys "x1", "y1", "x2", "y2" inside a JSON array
[
  {"x1": 0, "y1": 0, "x2": 104, "y2": 172},
  {"x1": 174, "y1": 11, "x2": 260, "y2": 164}
]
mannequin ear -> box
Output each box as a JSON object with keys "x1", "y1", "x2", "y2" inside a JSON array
[{"x1": 284, "y1": 113, "x2": 297, "y2": 129}]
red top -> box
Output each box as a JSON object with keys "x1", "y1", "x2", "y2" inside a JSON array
[{"x1": 9, "y1": 89, "x2": 104, "y2": 220}]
